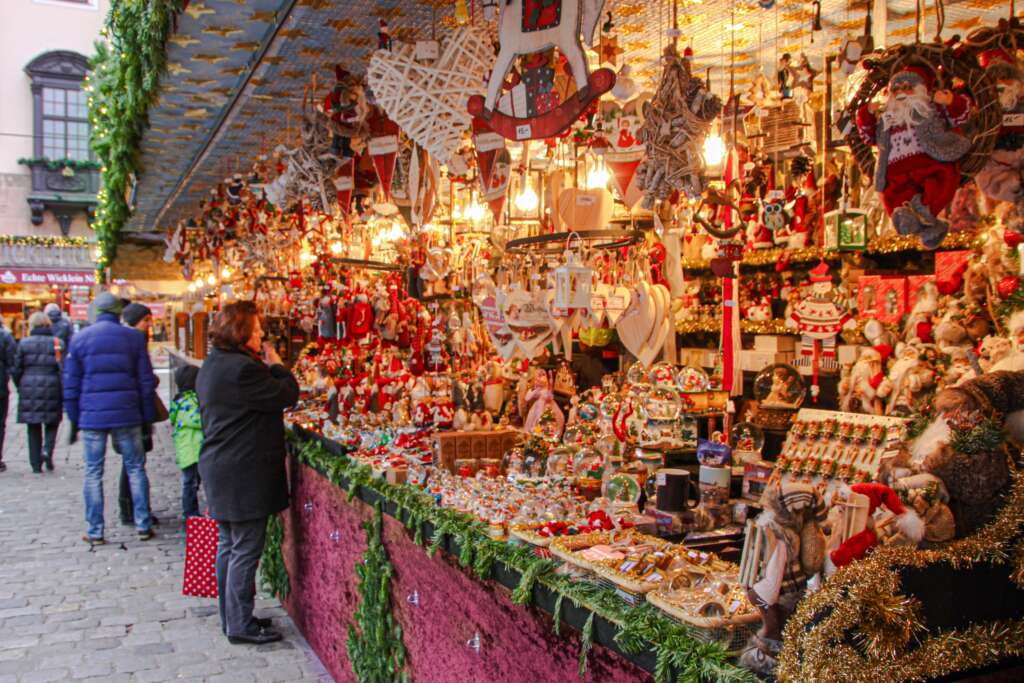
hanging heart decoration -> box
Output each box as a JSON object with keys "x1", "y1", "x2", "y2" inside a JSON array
[
  {"x1": 367, "y1": 26, "x2": 493, "y2": 165},
  {"x1": 503, "y1": 286, "x2": 554, "y2": 359},
  {"x1": 479, "y1": 292, "x2": 517, "y2": 360}
]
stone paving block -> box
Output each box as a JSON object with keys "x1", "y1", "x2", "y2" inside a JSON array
[
  {"x1": 84, "y1": 637, "x2": 121, "y2": 651},
  {"x1": 133, "y1": 641, "x2": 175, "y2": 656},
  {"x1": 68, "y1": 661, "x2": 113, "y2": 679},
  {"x1": 208, "y1": 671, "x2": 257, "y2": 683},
  {"x1": 39, "y1": 630, "x2": 83, "y2": 646},
  {"x1": 20, "y1": 668, "x2": 70, "y2": 683},
  {"x1": 0, "y1": 636, "x2": 38, "y2": 651}
]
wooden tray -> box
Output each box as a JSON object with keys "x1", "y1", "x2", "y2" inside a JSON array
[{"x1": 549, "y1": 530, "x2": 678, "y2": 594}]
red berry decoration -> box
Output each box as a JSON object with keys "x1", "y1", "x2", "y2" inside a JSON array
[
  {"x1": 997, "y1": 275, "x2": 1021, "y2": 299},
  {"x1": 1005, "y1": 229, "x2": 1024, "y2": 249}
]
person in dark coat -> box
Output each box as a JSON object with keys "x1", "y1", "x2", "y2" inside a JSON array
[
  {"x1": 64, "y1": 292, "x2": 157, "y2": 545},
  {"x1": 117, "y1": 303, "x2": 158, "y2": 527},
  {"x1": 12, "y1": 312, "x2": 64, "y2": 473},
  {"x1": 0, "y1": 319, "x2": 16, "y2": 473},
  {"x1": 44, "y1": 303, "x2": 73, "y2": 348},
  {"x1": 197, "y1": 301, "x2": 298, "y2": 645}
]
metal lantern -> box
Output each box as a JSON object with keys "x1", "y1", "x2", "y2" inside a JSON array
[{"x1": 553, "y1": 250, "x2": 592, "y2": 309}]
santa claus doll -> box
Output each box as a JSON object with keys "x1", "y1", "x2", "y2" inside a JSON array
[
  {"x1": 839, "y1": 346, "x2": 887, "y2": 415},
  {"x1": 826, "y1": 483, "x2": 925, "y2": 572},
  {"x1": 786, "y1": 262, "x2": 855, "y2": 394},
  {"x1": 974, "y1": 49, "x2": 1024, "y2": 206},
  {"x1": 856, "y1": 66, "x2": 972, "y2": 249}
]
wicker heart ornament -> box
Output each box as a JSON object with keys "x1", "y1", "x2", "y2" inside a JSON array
[{"x1": 367, "y1": 27, "x2": 493, "y2": 165}]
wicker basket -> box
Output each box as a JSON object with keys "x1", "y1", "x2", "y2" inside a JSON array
[{"x1": 647, "y1": 590, "x2": 761, "y2": 655}]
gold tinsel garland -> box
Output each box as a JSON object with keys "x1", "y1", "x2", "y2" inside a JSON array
[
  {"x1": 777, "y1": 467, "x2": 1024, "y2": 682},
  {"x1": 0, "y1": 235, "x2": 91, "y2": 248},
  {"x1": 866, "y1": 229, "x2": 978, "y2": 255},
  {"x1": 675, "y1": 318, "x2": 793, "y2": 335}
]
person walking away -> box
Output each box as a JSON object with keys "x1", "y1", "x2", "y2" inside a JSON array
[
  {"x1": 117, "y1": 303, "x2": 161, "y2": 526},
  {"x1": 44, "y1": 303, "x2": 73, "y2": 348},
  {"x1": 0, "y1": 319, "x2": 16, "y2": 472},
  {"x1": 12, "y1": 312, "x2": 64, "y2": 473},
  {"x1": 64, "y1": 293, "x2": 157, "y2": 545},
  {"x1": 197, "y1": 301, "x2": 298, "y2": 645},
  {"x1": 170, "y1": 364, "x2": 203, "y2": 518}
]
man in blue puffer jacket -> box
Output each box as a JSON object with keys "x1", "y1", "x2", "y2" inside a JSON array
[{"x1": 64, "y1": 292, "x2": 157, "y2": 545}]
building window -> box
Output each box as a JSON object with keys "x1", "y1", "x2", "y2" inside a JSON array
[
  {"x1": 42, "y1": 87, "x2": 90, "y2": 160},
  {"x1": 25, "y1": 51, "x2": 92, "y2": 161}
]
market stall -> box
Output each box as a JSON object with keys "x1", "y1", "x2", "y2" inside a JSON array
[{"x1": 106, "y1": 0, "x2": 1024, "y2": 681}]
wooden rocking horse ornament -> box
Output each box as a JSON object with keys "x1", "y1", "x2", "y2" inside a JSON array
[{"x1": 467, "y1": 0, "x2": 616, "y2": 141}]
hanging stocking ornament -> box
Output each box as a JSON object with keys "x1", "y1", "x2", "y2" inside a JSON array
[{"x1": 367, "y1": 110, "x2": 400, "y2": 201}]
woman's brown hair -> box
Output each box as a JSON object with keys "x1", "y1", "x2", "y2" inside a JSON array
[{"x1": 210, "y1": 300, "x2": 260, "y2": 351}]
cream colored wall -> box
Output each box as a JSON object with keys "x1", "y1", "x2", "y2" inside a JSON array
[{"x1": 0, "y1": 0, "x2": 107, "y2": 237}]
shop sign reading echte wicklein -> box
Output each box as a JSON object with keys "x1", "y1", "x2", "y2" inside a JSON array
[{"x1": 0, "y1": 269, "x2": 96, "y2": 286}]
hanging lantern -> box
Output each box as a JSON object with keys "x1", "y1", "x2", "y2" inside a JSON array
[
  {"x1": 554, "y1": 249, "x2": 593, "y2": 309},
  {"x1": 823, "y1": 209, "x2": 868, "y2": 251}
]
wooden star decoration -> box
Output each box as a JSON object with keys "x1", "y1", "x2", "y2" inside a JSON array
[{"x1": 598, "y1": 34, "x2": 624, "y2": 66}]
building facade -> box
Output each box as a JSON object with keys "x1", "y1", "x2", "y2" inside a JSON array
[{"x1": 0, "y1": 0, "x2": 108, "y2": 328}]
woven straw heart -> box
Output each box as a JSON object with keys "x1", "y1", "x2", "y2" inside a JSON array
[{"x1": 367, "y1": 27, "x2": 492, "y2": 165}]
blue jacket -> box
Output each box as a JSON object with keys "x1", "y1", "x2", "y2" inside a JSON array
[{"x1": 63, "y1": 312, "x2": 156, "y2": 429}]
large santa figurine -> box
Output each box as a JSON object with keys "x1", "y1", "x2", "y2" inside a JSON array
[
  {"x1": 839, "y1": 346, "x2": 887, "y2": 415},
  {"x1": 856, "y1": 66, "x2": 972, "y2": 249},
  {"x1": 974, "y1": 49, "x2": 1024, "y2": 206}
]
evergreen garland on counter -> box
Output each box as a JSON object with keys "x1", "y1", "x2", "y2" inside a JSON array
[
  {"x1": 291, "y1": 432, "x2": 756, "y2": 683},
  {"x1": 86, "y1": 0, "x2": 184, "y2": 274},
  {"x1": 259, "y1": 513, "x2": 290, "y2": 600},
  {"x1": 347, "y1": 502, "x2": 409, "y2": 683}
]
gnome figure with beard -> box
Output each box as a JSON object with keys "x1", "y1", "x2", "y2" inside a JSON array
[
  {"x1": 974, "y1": 49, "x2": 1024, "y2": 206},
  {"x1": 857, "y1": 66, "x2": 972, "y2": 249}
]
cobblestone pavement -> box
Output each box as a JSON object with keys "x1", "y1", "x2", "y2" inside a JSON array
[{"x1": 0, "y1": 366, "x2": 332, "y2": 683}]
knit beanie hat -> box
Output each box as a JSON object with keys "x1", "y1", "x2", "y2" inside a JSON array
[
  {"x1": 122, "y1": 303, "x2": 153, "y2": 328},
  {"x1": 94, "y1": 292, "x2": 123, "y2": 316}
]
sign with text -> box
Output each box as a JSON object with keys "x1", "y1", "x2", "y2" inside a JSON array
[{"x1": 0, "y1": 269, "x2": 96, "y2": 286}]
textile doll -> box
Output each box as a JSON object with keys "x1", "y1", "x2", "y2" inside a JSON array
[
  {"x1": 856, "y1": 66, "x2": 972, "y2": 249},
  {"x1": 740, "y1": 477, "x2": 826, "y2": 676},
  {"x1": 974, "y1": 49, "x2": 1024, "y2": 206},
  {"x1": 825, "y1": 483, "x2": 925, "y2": 571},
  {"x1": 838, "y1": 346, "x2": 886, "y2": 415},
  {"x1": 914, "y1": 372, "x2": 1024, "y2": 535}
]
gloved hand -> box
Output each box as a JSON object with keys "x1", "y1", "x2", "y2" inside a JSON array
[{"x1": 68, "y1": 423, "x2": 79, "y2": 445}]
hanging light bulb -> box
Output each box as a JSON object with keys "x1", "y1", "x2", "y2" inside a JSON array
[
  {"x1": 466, "y1": 192, "x2": 486, "y2": 223},
  {"x1": 703, "y1": 131, "x2": 726, "y2": 167},
  {"x1": 514, "y1": 176, "x2": 539, "y2": 212},
  {"x1": 187, "y1": 282, "x2": 197, "y2": 293},
  {"x1": 221, "y1": 266, "x2": 232, "y2": 279},
  {"x1": 330, "y1": 240, "x2": 343, "y2": 255},
  {"x1": 586, "y1": 156, "x2": 610, "y2": 190},
  {"x1": 206, "y1": 273, "x2": 217, "y2": 286},
  {"x1": 388, "y1": 222, "x2": 406, "y2": 241}
]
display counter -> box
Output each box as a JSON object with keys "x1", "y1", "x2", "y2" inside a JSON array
[{"x1": 275, "y1": 427, "x2": 753, "y2": 683}]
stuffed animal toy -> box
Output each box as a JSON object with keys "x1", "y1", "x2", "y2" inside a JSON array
[{"x1": 826, "y1": 483, "x2": 925, "y2": 571}]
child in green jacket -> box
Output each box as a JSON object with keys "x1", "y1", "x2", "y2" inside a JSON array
[{"x1": 170, "y1": 365, "x2": 203, "y2": 518}]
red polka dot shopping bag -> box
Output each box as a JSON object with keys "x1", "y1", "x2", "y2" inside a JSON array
[{"x1": 182, "y1": 516, "x2": 219, "y2": 598}]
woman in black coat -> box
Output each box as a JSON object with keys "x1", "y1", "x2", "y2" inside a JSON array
[
  {"x1": 197, "y1": 301, "x2": 298, "y2": 645},
  {"x1": 12, "y1": 311, "x2": 64, "y2": 473}
]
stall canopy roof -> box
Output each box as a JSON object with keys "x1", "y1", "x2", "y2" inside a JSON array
[{"x1": 128, "y1": 0, "x2": 1013, "y2": 233}]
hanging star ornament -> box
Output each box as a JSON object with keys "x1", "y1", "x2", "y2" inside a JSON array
[{"x1": 598, "y1": 34, "x2": 624, "y2": 67}]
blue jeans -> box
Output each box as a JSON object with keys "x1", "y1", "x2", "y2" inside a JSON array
[
  {"x1": 181, "y1": 464, "x2": 201, "y2": 519},
  {"x1": 82, "y1": 427, "x2": 151, "y2": 538}
]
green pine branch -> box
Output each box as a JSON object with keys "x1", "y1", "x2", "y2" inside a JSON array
[{"x1": 346, "y1": 502, "x2": 408, "y2": 683}]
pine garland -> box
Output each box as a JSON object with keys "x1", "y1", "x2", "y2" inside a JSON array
[
  {"x1": 291, "y1": 432, "x2": 756, "y2": 683},
  {"x1": 17, "y1": 157, "x2": 102, "y2": 172},
  {"x1": 346, "y1": 502, "x2": 409, "y2": 683},
  {"x1": 259, "y1": 513, "x2": 290, "y2": 599},
  {"x1": 87, "y1": 0, "x2": 184, "y2": 275}
]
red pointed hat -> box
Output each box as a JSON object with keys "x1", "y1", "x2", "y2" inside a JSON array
[
  {"x1": 809, "y1": 261, "x2": 832, "y2": 282},
  {"x1": 890, "y1": 65, "x2": 933, "y2": 90},
  {"x1": 979, "y1": 48, "x2": 1021, "y2": 81}
]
